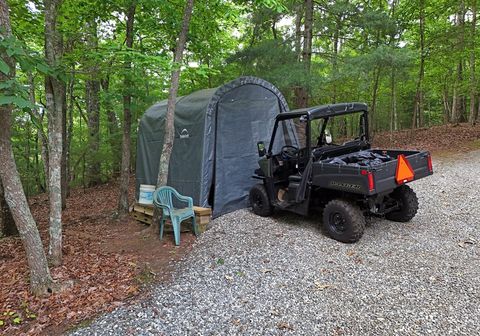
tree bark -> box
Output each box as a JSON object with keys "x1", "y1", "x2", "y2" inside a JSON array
[
  {"x1": 85, "y1": 19, "x2": 102, "y2": 186},
  {"x1": 0, "y1": 179, "x2": 17, "y2": 237},
  {"x1": 66, "y1": 73, "x2": 74, "y2": 189},
  {"x1": 0, "y1": 0, "x2": 54, "y2": 294},
  {"x1": 294, "y1": 3, "x2": 303, "y2": 60},
  {"x1": 370, "y1": 67, "x2": 381, "y2": 134},
  {"x1": 452, "y1": 1, "x2": 466, "y2": 124},
  {"x1": 118, "y1": 1, "x2": 136, "y2": 215},
  {"x1": 152, "y1": 0, "x2": 195, "y2": 233},
  {"x1": 469, "y1": 0, "x2": 477, "y2": 125},
  {"x1": 390, "y1": 70, "x2": 397, "y2": 135},
  {"x1": 293, "y1": 0, "x2": 313, "y2": 110},
  {"x1": 44, "y1": 0, "x2": 65, "y2": 266},
  {"x1": 28, "y1": 74, "x2": 49, "y2": 191},
  {"x1": 101, "y1": 77, "x2": 121, "y2": 175},
  {"x1": 412, "y1": 0, "x2": 425, "y2": 129},
  {"x1": 302, "y1": 0, "x2": 313, "y2": 73},
  {"x1": 389, "y1": 0, "x2": 398, "y2": 133},
  {"x1": 332, "y1": 16, "x2": 341, "y2": 104}
]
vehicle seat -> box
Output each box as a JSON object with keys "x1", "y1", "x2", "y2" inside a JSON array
[{"x1": 288, "y1": 174, "x2": 302, "y2": 183}]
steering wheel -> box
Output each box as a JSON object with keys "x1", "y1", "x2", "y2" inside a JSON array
[{"x1": 281, "y1": 145, "x2": 299, "y2": 160}]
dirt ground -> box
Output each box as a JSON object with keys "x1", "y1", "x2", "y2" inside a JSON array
[
  {"x1": 0, "y1": 122, "x2": 479, "y2": 335},
  {"x1": 0, "y1": 181, "x2": 196, "y2": 335}
]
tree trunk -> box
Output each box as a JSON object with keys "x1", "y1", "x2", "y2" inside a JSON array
[
  {"x1": 452, "y1": 1, "x2": 466, "y2": 124},
  {"x1": 0, "y1": 179, "x2": 17, "y2": 237},
  {"x1": 28, "y1": 74, "x2": 49, "y2": 191},
  {"x1": 66, "y1": 73, "x2": 74, "y2": 190},
  {"x1": 294, "y1": 3, "x2": 303, "y2": 60},
  {"x1": 390, "y1": 70, "x2": 397, "y2": 135},
  {"x1": 389, "y1": 0, "x2": 398, "y2": 133},
  {"x1": 44, "y1": 0, "x2": 65, "y2": 266},
  {"x1": 412, "y1": 0, "x2": 425, "y2": 129},
  {"x1": 369, "y1": 67, "x2": 381, "y2": 134},
  {"x1": 469, "y1": 0, "x2": 477, "y2": 125},
  {"x1": 85, "y1": 20, "x2": 102, "y2": 186},
  {"x1": 152, "y1": 0, "x2": 195, "y2": 233},
  {"x1": 118, "y1": 1, "x2": 136, "y2": 215},
  {"x1": 101, "y1": 77, "x2": 121, "y2": 175},
  {"x1": 332, "y1": 17, "x2": 341, "y2": 103},
  {"x1": 293, "y1": 0, "x2": 313, "y2": 110},
  {"x1": 302, "y1": 0, "x2": 313, "y2": 73},
  {"x1": 61, "y1": 86, "x2": 67, "y2": 210},
  {"x1": 0, "y1": 0, "x2": 54, "y2": 294}
]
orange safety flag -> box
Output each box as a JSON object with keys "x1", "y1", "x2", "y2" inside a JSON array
[{"x1": 395, "y1": 154, "x2": 415, "y2": 184}]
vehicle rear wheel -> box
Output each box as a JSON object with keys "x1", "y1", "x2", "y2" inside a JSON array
[
  {"x1": 322, "y1": 199, "x2": 365, "y2": 243},
  {"x1": 385, "y1": 185, "x2": 418, "y2": 222},
  {"x1": 249, "y1": 184, "x2": 273, "y2": 217}
]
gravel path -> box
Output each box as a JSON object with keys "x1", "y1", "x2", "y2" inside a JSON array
[{"x1": 73, "y1": 151, "x2": 480, "y2": 336}]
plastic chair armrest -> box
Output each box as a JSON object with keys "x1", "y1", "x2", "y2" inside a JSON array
[{"x1": 172, "y1": 190, "x2": 193, "y2": 208}]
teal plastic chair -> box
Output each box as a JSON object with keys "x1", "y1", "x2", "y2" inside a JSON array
[{"x1": 152, "y1": 186, "x2": 199, "y2": 246}]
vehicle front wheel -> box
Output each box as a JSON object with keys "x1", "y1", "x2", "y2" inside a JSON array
[
  {"x1": 385, "y1": 185, "x2": 418, "y2": 222},
  {"x1": 322, "y1": 199, "x2": 365, "y2": 243},
  {"x1": 249, "y1": 184, "x2": 273, "y2": 217}
]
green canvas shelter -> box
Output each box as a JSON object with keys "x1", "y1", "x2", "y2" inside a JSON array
[{"x1": 136, "y1": 76, "x2": 296, "y2": 217}]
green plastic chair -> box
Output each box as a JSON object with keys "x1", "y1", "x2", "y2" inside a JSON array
[{"x1": 152, "y1": 186, "x2": 199, "y2": 246}]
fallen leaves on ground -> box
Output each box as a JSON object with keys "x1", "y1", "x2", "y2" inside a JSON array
[
  {"x1": 0, "y1": 179, "x2": 194, "y2": 335},
  {"x1": 372, "y1": 122, "x2": 480, "y2": 153}
]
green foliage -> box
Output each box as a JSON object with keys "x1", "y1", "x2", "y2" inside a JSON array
[{"x1": 4, "y1": 0, "x2": 479, "y2": 196}]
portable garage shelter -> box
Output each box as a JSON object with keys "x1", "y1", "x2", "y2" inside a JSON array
[{"x1": 136, "y1": 76, "x2": 296, "y2": 217}]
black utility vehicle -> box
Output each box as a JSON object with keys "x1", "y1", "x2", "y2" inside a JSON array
[{"x1": 250, "y1": 102, "x2": 433, "y2": 243}]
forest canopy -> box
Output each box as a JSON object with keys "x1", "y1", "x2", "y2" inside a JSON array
[{"x1": 2, "y1": 0, "x2": 479, "y2": 195}]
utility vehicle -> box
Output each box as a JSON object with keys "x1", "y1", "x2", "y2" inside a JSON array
[{"x1": 250, "y1": 102, "x2": 433, "y2": 243}]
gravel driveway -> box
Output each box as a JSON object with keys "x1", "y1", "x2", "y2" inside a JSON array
[{"x1": 73, "y1": 151, "x2": 480, "y2": 336}]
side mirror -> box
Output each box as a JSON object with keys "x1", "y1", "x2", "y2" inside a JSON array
[
  {"x1": 325, "y1": 129, "x2": 332, "y2": 144},
  {"x1": 257, "y1": 141, "x2": 266, "y2": 157}
]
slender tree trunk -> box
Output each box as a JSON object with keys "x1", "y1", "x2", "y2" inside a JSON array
[
  {"x1": 302, "y1": 0, "x2": 313, "y2": 73},
  {"x1": 390, "y1": 70, "x2": 397, "y2": 135},
  {"x1": 370, "y1": 67, "x2": 381, "y2": 134},
  {"x1": 452, "y1": 87, "x2": 458, "y2": 123},
  {"x1": 44, "y1": 0, "x2": 65, "y2": 266},
  {"x1": 151, "y1": 0, "x2": 195, "y2": 233},
  {"x1": 293, "y1": 0, "x2": 313, "y2": 109},
  {"x1": 469, "y1": 0, "x2": 477, "y2": 125},
  {"x1": 292, "y1": 0, "x2": 313, "y2": 144},
  {"x1": 28, "y1": 74, "x2": 49, "y2": 191},
  {"x1": 118, "y1": 1, "x2": 136, "y2": 215},
  {"x1": 0, "y1": 0, "x2": 54, "y2": 294},
  {"x1": 412, "y1": 0, "x2": 425, "y2": 129},
  {"x1": 66, "y1": 73, "x2": 74, "y2": 189},
  {"x1": 101, "y1": 77, "x2": 121, "y2": 175},
  {"x1": 332, "y1": 17, "x2": 341, "y2": 103},
  {"x1": 61, "y1": 87, "x2": 67, "y2": 210},
  {"x1": 452, "y1": 2, "x2": 466, "y2": 124},
  {"x1": 294, "y1": 3, "x2": 303, "y2": 60},
  {"x1": 86, "y1": 20, "x2": 102, "y2": 186},
  {"x1": 389, "y1": 0, "x2": 398, "y2": 133}
]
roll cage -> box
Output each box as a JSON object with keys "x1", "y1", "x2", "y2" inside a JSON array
[{"x1": 267, "y1": 102, "x2": 369, "y2": 157}]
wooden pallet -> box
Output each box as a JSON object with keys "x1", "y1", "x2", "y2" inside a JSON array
[{"x1": 131, "y1": 203, "x2": 212, "y2": 233}]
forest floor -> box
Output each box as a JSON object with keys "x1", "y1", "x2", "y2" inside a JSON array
[
  {"x1": 0, "y1": 122, "x2": 479, "y2": 335},
  {"x1": 0, "y1": 181, "x2": 196, "y2": 335}
]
